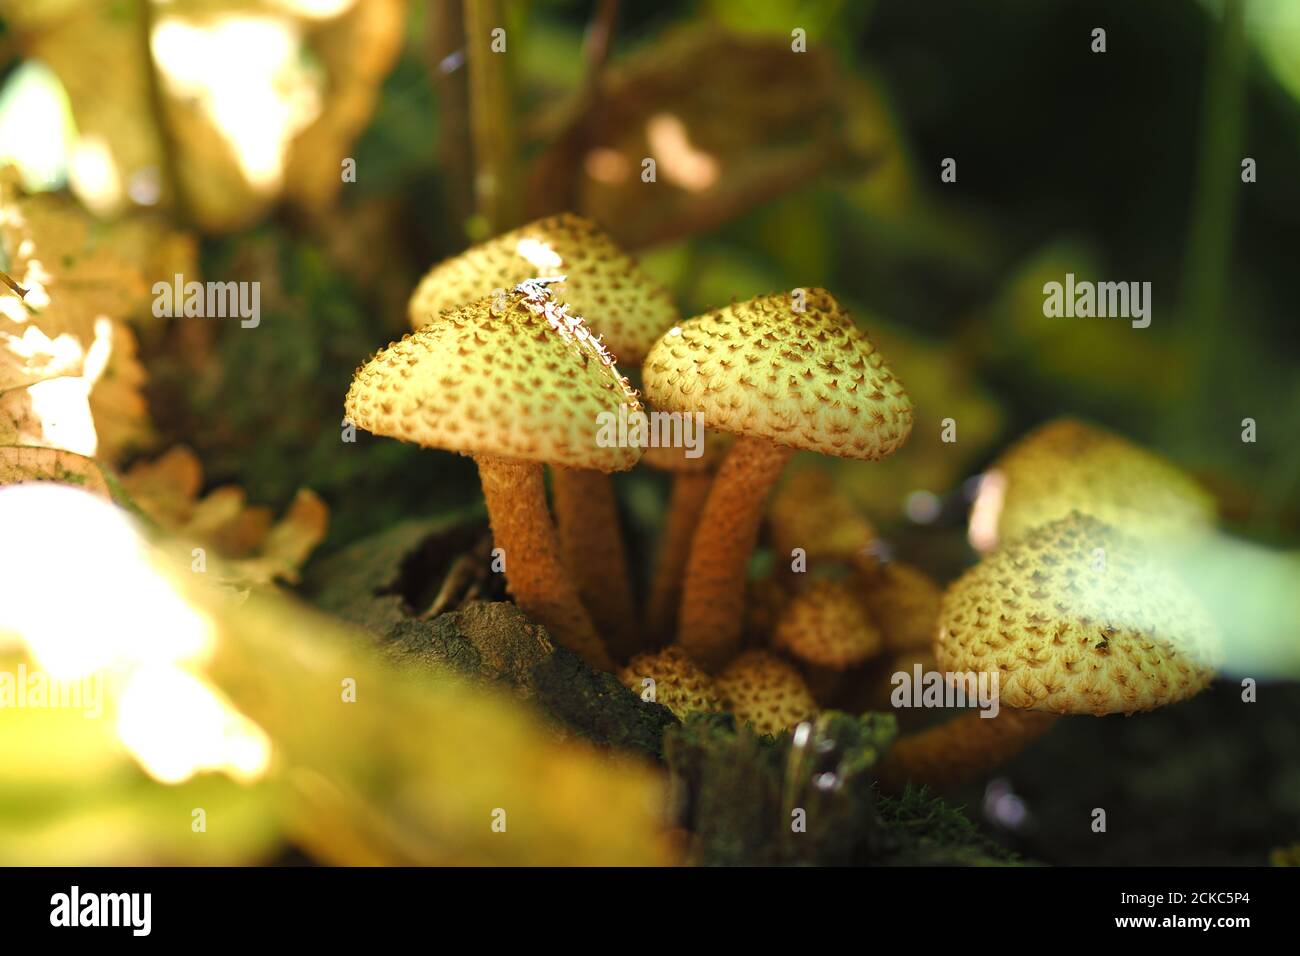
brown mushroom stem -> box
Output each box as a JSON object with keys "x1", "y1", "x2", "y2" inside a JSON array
[
  {"x1": 677, "y1": 435, "x2": 793, "y2": 670},
  {"x1": 646, "y1": 470, "x2": 715, "y2": 644},
  {"x1": 476, "y1": 454, "x2": 613, "y2": 670},
  {"x1": 875, "y1": 709, "x2": 1059, "y2": 791},
  {"x1": 551, "y1": 466, "x2": 640, "y2": 662}
]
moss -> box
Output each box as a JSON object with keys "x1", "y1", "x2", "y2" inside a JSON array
[
  {"x1": 665, "y1": 712, "x2": 1023, "y2": 865},
  {"x1": 528, "y1": 645, "x2": 678, "y2": 758},
  {"x1": 876, "y1": 786, "x2": 1021, "y2": 865}
]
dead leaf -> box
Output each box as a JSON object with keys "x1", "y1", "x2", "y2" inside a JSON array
[
  {"x1": 121, "y1": 445, "x2": 329, "y2": 585},
  {"x1": 0, "y1": 443, "x2": 111, "y2": 498}
]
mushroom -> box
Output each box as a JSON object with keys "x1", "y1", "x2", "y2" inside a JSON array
[
  {"x1": 715, "y1": 649, "x2": 818, "y2": 737},
  {"x1": 618, "y1": 646, "x2": 723, "y2": 721},
  {"x1": 409, "y1": 213, "x2": 679, "y2": 662},
  {"x1": 974, "y1": 417, "x2": 1215, "y2": 552},
  {"x1": 767, "y1": 467, "x2": 878, "y2": 581},
  {"x1": 771, "y1": 578, "x2": 883, "y2": 702},
  {"x1": 876, "y1": 511, "x2": 1222, "y2": 789},
  {"x1": 641, "y1": 431, "x2": 732, "y2": 644},
  {"x1": 642, "y1": 289, "x2": 912, "y2": 669},
  {"x1": 346, "y1": 281, "x2": 642, "y2": 670},
  {"x1": 855, "y1": 559, "x2": 942, "y2": 653}
]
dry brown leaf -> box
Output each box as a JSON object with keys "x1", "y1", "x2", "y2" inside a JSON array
[
  {"x1": 0, "y1": 444, "x2": 110, "y2": 498},
  {"x1": 230, "y1": 488, "x2": 329, "y2": 585},
  {"x1": 121, "y1": 446, "x2": 329, "y2": 584},
  {"x1": 0, "y1": 178, "x2": 166, "y2": 463},
  {"x1": 116, "y1": 444, "x2": 203, "y2": 526}
]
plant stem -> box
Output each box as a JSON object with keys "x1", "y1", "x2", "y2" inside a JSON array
[
  {"x1": 426, "y1": 0, "x2": 474, "y2": 228},
  {"x1": 463, "y1": 0, "x2": 521, "y2": 234},
  {"x1": 1182, "y1": 0, "x2": 1247, "y2": 414}
]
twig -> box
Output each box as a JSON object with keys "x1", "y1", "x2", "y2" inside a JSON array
[
  {"x1": 581, "y1": 0, "x2": 619, "y2": 96},
  {"x1": 1, "y1": 269, "x2": 28, "y2": 299}
]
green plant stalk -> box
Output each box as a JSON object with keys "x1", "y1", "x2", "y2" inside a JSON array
[
  {"x1": 463, "y1": 0, "x2": 522, "y2": 234},
  {"x1": 1182, "y1": 0, "x2": 1247, "y2": 413}
]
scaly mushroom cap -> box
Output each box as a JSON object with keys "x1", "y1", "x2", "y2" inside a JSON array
[
  {"x1": 347, "y1": 281, "x2": 642, "y2": 472},
  {"x1": 619, "y1": 646, "x2": 722, "y2": 721},
  {"x1": 408, "y1": 213, "x2": 679, "y2": 364},
  {"x1": 857, "y1": 560, "x2": 942, "y2": 653},
  {"x1": 989, "y1": 418, "x2": 1215, "y2": 547},
  {"x1": 772, "y1": 579, "x2": 883, "y2": 669},
  {"x1": 769, "y1": 468, "x2": 877, "y2": 564},
  {"x1": 642, "y1": 289, "x2": 913, "y2": 460},
  {"x1": 715, "y1": 649, "x2": 818, "y2": 736},
  {"x1": 937, "y1": 511, "x2": 1221, "y2": 716}
]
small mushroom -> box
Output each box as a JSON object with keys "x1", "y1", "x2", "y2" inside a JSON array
[
  {"x1": 715, "y1": 649, "x2": 818, "y2": 737},
  {"x1": 771, "y1": 577, "x2": 879, "y2": 667},
  {"x1": 409, "y1": 213, "x2": 680, "y2": 662},
  {"x1": 855, "y1": 559, "x2": 942, "y2": 653},
  {"x1": 768, "y1": 468, "x2": 878, "y2": 580},
  {"x1": 772, "y1": 578, "x2": 884, "y2": 703},
  {"x1": 876, "y1": 511, "x2": 1222, "y2": 789},
  {"x1": 346, "y1": 283, "x2": 643, "y2": 670},
  {"x1": 642, "y1": 289, "x2": 912, "y2": 669},
  {"x1": 619, "y1": 646, "x2": 723, "y2": 721},
  {"x1": 975, "y1": 417, "x2": 1215, "y2": 552}
]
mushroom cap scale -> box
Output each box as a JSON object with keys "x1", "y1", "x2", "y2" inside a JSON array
[
  {"x1": 347, "y1": 285, "x2": 643, "y2": 472},
  {"x1": 936, "y1": 511, "x2": 1221, "y2": 716},
  {"x1": 641, "y1": 289, "x2": 912, "y2": 460},
  {"x1": 408, "y1": 212, "x2": 679, "y2": 364}
]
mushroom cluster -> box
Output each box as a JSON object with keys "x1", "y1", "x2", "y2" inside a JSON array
[{"x1": 347, "y1": 217, "x2": 1223, "y2": 763}]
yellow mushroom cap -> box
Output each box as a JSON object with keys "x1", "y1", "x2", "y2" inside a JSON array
[
  {"x1": 772, "y1": 579, "x2": 883, "y2": 669},
  {"x1": 936, "y1": 511, "x2": 1221, "y2": 716},
  {"x1": 986, "y1": 418, "x2": 1215, "y2": 548},
  {"x1": 408, "y1": 213, "x2": 679, "y2": 364},
  {"x1": 715, "y1": 649, "x2": 818, "y2": 736},
  {"x1": 769, "y1": 468, "x2": 877, "y2": 564},
  {"x1": 619, "y1": 646, "x2": 722, "y2": 721},
  {"x1": 856, "y1": 560, "x2": 942, "y2": 653},
  {"x1": 642, "y1": 289, "x2": 912, "y2": 460},
  {"x1": 347, "y1": 282, "x2": 642, "y2": 471}
]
